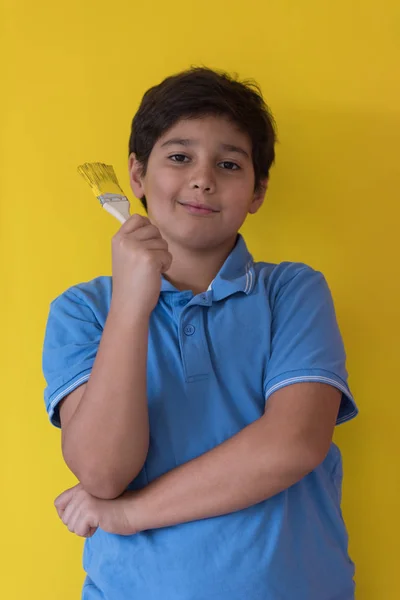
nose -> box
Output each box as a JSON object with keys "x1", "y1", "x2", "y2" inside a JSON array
[{"x1": 189, "y1": 165, "x2": 215, "y2": 193}]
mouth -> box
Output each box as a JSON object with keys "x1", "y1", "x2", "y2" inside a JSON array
[{"x1": 177, "y1": 201, "x2": 220, "y2": 216}]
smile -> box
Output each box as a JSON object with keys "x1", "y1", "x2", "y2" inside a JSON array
[{"x1": 178, "y1": 202, "x2": 219, "y2": 215}]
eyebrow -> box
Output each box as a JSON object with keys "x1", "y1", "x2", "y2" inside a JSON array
[{"x1": 160, "y1": 138, "x2": 250, "y2": 159}]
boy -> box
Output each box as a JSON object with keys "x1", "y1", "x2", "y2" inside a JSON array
[{"x1": 43, "y1": 67, "x2": 358, "y2": 599}]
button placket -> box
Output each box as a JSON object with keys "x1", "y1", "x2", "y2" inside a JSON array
[
  {"x1": 172, "y1": 293, "x2": 192, "y2": 321},
  {"x1": 179, "y1": 307, "x2": 212, "y2": 381}
]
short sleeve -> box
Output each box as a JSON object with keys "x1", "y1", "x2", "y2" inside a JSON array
[
  {"x1": 264, "y1": 264, "x2": 358, "y2": 425},
  {"x1": 42, "y1": 288, "x2": 103, "y2": 427}
]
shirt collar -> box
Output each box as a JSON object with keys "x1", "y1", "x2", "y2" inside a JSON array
[{"x1": 161, "y1": 234, "x2": 255, "y2": 301}]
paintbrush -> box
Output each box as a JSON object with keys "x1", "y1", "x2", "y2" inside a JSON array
[{"x1": 77, "y1": 162, "x2": 131, "y2": 223}]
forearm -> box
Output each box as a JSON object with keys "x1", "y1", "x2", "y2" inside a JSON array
[
  {"x1": 62, "y1": 305, "x2": 150, "y2": 498},
  {"x1": 129, "y1": 415, "x2": 322, "y2": 531}
]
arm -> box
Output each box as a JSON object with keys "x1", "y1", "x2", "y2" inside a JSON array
[
  {"x1": 55, "y1": 383, "x2": 341, "y2": 535},
  {"x1": 127, "y1": 382, "x2": 341, "y2": 530},
  {"x1": 60, "y1": 308, "x2": 150, "y2": 500},
  {"x1": 59, "y1": 215, "x2": 172, "y2": 500},
  {"x1": 55, "y1": 265, "x2": 350, "y2": 532}
]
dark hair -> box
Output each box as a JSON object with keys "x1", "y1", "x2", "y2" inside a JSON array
[{"x1": 129, "y1": 67, "x2": 277, "y2": 210}]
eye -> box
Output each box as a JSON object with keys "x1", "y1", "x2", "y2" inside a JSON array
[
  {"x1": 219, "y1": 161, "x2": 240, "y2": 170},
  {"x1": 169, "y1": 154, "x2": 190, "y2": 163}
]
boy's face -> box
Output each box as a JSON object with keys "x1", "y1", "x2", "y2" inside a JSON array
[{"x1": 129, "y1": 115, "x2": 267, "y2": 252}]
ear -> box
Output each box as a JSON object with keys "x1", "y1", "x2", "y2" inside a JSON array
[
  {"x1": 128, "y1": 153, "x2": 146, "y2": 199},
  {"x1": 248, "y1": 178, "x2": 268, "y2": 215}
]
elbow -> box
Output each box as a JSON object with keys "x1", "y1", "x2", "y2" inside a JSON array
[
  {"x1": 78, "y1": 475, "x2": 127, "y2": 500},
  {"x1": 273, "y1": 441, "x2": 329, "y2": 484},
  {"x1": 298, "y1": 444, "x2": 330, "y2": 475},
  {"x1": 62, "y1": 444, "x2": 146, "y2": 500},
  {"x1": 71, "y1": 464, "x2": 145, "y2": 500}
]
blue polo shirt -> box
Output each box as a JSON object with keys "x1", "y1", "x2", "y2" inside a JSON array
[{"x1": 43, "y1": 234, "x2": 357, "y2": 600}]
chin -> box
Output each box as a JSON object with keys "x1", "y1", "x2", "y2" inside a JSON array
[
  {"x1": 178, "y1": 235, "x2": 215, "y2": 251},
  {"x1": 171, "y1": 228, "x2": 235, "y2": 252}
]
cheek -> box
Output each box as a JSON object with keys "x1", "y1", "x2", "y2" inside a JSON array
[
  {"x1": 147, "y1": 168, "x2": 182, "y2": 199},
  {"x1": 225, "y1": 179, "x2": 254, "y2": 210},
  {"x1": 223, "y1": 169, "x2": 254, "y2": 194}
]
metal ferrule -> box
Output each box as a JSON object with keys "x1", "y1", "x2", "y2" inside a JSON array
[{"x1": 97, "y1": 193, "x2": 128, "y2": 206}]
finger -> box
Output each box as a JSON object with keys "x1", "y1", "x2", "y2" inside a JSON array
[
  {"x1": 75, "y1": 515, "x2": 98, "y2": 538},
  {"x1": 139, "y1": 249, "x2": 172, "y2": 272},
  {"x1": 54, "y1": 486, "x2": 77, "y2": 511},
  {"x1": 153, "y1": 250, "x2": 173, "y2": 273},
  {"x1": 85, "y1": 526, "x2": 98, "y2": 538},
  {"x1": 61, "y1": 499, "x2": 77, "y2": 527},
  {"x1": 67, "y1": 505, "x2": 83, "y2": 533},
  {"x1": 118, "y1": 214, "x2": 150, "y2": 234},
  {"x1": 132, "y1": 224, "x2": 163, "y2": 242},
  {"x1": 141, "y1": 238, "x2": 169, "y2": 252}
]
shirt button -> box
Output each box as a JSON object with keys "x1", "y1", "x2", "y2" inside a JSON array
[
  {"x1": 179, "y1": 299, "x2": 187, "y2": 306},
  {"x1": 184, "y1": 324, "x2": 195, "y2": 336}
]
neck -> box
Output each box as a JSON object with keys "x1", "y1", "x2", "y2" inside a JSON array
[{"x1": 163, "y1": 236, "x2": 237, "y2": 296}]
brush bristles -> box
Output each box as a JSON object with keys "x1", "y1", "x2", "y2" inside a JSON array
[{"x1": 77, "y1": 162, "x2": 125, "y2": 197}]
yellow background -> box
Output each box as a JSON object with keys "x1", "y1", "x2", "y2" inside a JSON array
[{"x1": 1, "y1": 1, "x2": 399, "y2": 598}]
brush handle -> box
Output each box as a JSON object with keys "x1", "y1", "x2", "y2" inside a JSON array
[{"x1": 103, "y1": 199, "x2": 131, "y2": 224}]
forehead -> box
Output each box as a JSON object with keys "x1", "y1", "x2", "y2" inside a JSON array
[{"x1": 155, "y1": 115, "x2": 252, "y2": 151}]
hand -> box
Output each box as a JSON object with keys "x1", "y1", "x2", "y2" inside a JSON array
[
  {"x1": 111, "y1": 214, "x2": 172, "y2": 316},
  {"x1": 54, "y1": 483, "x2": 136, "y2": 538}
]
